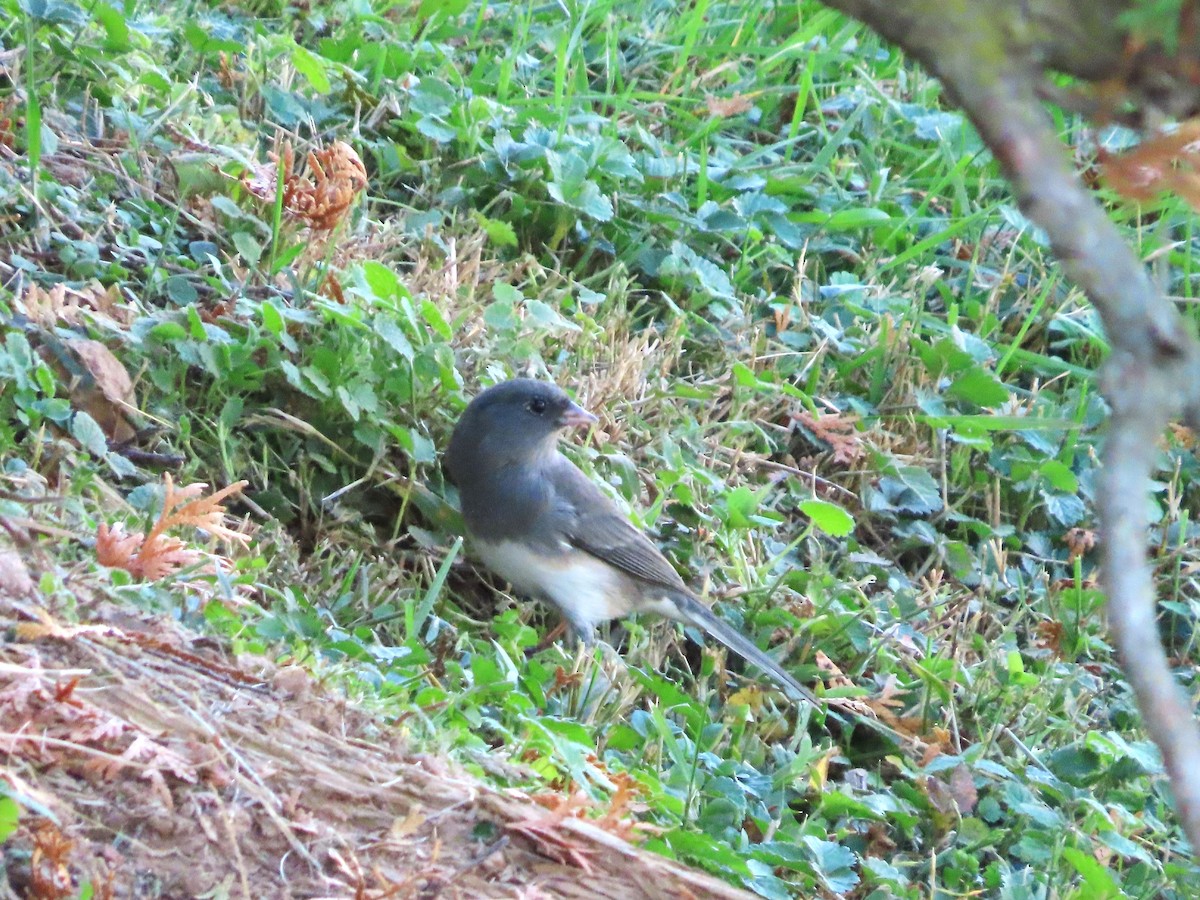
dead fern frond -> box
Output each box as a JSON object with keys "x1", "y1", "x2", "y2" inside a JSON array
[{"x1": 96, "y1": 475, "x2": 249, "y2": 581}]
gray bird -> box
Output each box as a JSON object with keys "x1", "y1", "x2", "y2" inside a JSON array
[{"x1": 444, "y1": 378, "x2": 819, "y2": 708}]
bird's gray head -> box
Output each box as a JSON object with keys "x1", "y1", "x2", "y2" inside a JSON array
[{"x1": 445, "y1": 378, "x2": 597, "y2": 484}]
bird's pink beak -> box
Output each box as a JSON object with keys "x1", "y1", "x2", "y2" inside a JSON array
[{"x1": 559, "y1": 401, "x2": 598, "y2": 429}]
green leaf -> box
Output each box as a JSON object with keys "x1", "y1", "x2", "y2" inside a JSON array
[
  {"x1": 209, "y1": 195, "x2": 245, "y2": 220},
  {"x1": 803, "y1": 835, "x2": 859, "y2": 893},
  {"x1": 404, "y1": 428, "x2": 436, "y2": 464},
  {"x1": 483, "y1": 299, "x2": 516, "y2": 331},
  {"x1": 0, "y1": 795, "x2": 19, "y2": 842},
  {"x1": 547, "y1": 151, "x2": 613, "y2": 221},
  {"x1": 358, "y1": 261, "x2": 405, "y2": 301},
  {"x1": 493, "y1": 283, "x2": 522, "y2": 304},
  {"x1": 262, "y1": 301, "x2": 284, "y2": 337},
  {"x1": 232, "y1": 232, "x2": 262, "y2": 267},
  {"x1": 1061, "y1": 848, "x2": 1121, "y2": 899},
  {"x1": 665, "y1": 830, "x2": 752, "y2": 876},
  {"x1": 148, "y1": 320, "x2": 188, "y2": 342},
  {"x1": 1039, "y1": 459, "x2": 1078, "y2": 493},
  {"x1": 659, "y1": 242, "x2": 734, "y2": 300},
  {"x1": 793, "y1": 206, "x2": 890, "y2": 230},
  {"x1": 164, "y1": 275, "x2": 197, "y2": 305},
  {"x1": 1042, "y1": 490, "x2": 1086, "y2": 527},
  {"x1": 1047, "y1": 745, "x2": 1102, "y2": 785},
  {"x1": 861, "y1": 854, "x2": 907, "y2": 885},
  {"x1": 374, "y1": 316, "x2": 414, "y2": 361},
  {"x1": 420, "y1": 300, "x2": 453, "y2": 340},
  {"x1": 291, "y1": 46, "x2": 332, "y2": 94},
  {"x1": 947, "y1": 366, "x2": 1010, "y2": 406},
  {"x1": 91, "y1": 2, "x2": 130, "y2": 51},
  {"x1": 915, "y1": 413, "x2": 1076, "y2": 432},
  {"x1": 182, "y1": 21, "x2": 243, "y2": 54},
  {"x1": 406, "y1": 536, "x2": 459, "y2": 642},
  {"x1": 722, "y1": 486, "x2": 758, "y2": 529},
  {"x1": 416, "y1": 116, "x2": 457, "y2": 143},
  {"x1": 548, "y1": 178, "x2": 613, "y2": 221},
  {"x1": 879, "y1": 466, "x2": 942, "y2": 515},
  {"x1": 731, "y1": 362, "x2": 758, "y2": 387},
  {"x1": 800, "y1": 499, "x2": 855, "y2": 536},
  {"x1": 71, "y1": 412, "x2": 108, "y2": 457},
  {"x1": 301, "y1": 365, "x2": 332, "y2": 397},
  {"x1": 186, "y1": 304, "x2": 206, "y2": 340},
  {"x1": 470, "y1": 654, "x2": 508, "y2": 693},
  {"x1": 526, "y1": 299, "x2": 581, "y2": 332},
  {"x1": 418, "y1": 0, "x2": 469, "y2": 16},
  {"x1": 479, "y1": 214, "x2": 518, "y2": 247},
  {"x1": 687, "y1": 252, "x2": 733, "y2": 298}
]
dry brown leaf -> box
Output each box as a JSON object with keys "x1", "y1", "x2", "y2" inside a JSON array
[
  {"x1": 1169, "y1": 422, "x2": 1196, "y2": 448},
  {"x1": 871, "y1": 674, "x2": 908, "y2": 710},
  {"x1": 809, "y1": 746, "x2": 839, "y2": 792},
  {"x1": 792, "y1": 409, "x2": 865, "y2": 465},
  {"x1": 44, "y1": 152, "x2": 90, "y2": 188},
  {"x1": 864, "y1": 820, "x2": 896, "y2": 857},
  {"x1": 87, "y1": 732, "x2": 197, "y2": 810},
  {"x1": 0, "y1": 96, "x2": 14, "y2": 150},
  {"x1": 1036, "y1": 620, "x2": 1066, "y2": 658},
  {"x1": 929, "y1": 726, "x2": 954, "y2": 753},
  {"x1": 514, "y1": 769, "x2": 658, "y2": 854},
  {"x1": 63, "y1": 338, "x2": 137, "y2": 443},
  {"x1": 390, "y1": 807, "x2": 427, "y2": 839},
  {"x1": 545, "y1": 664, "x2": 584, "y2": 699},
  {"x1": 862, "y1": 676, "x2": 939, "y2": 744},
  {"x1": 814, "y1": 650, "x2": 851, "y2": 688},
  {"x1": 294, "y1": 141, "x2": 368, "y2": 231},
  {"x1": 593, "y1": 771, "x2": 660, "y2": 842},
  {"x1": 97, "y1": 524, "x2": 204, "y2": 581},
  {"x1": 1063, "y1": 527, "x2": 1097, "y2": 562},
  {"x1": 20, "y1": 281, "x2": 130, "y2": 328},
  {"x1": 64, "y1": 339, "x2": 132, "y2": 408},
  {"x1": 217, "y1": 51, "x2": 243, "y2": 90},
  {"x1": 21, "y1": 282, "x2": 69, "y2": 327},
  {"x1": 948, "y1": 762, "x2": 978, "y2": 814},
  {"x1": 30, "y1": 822, "x2": 75, "y2": 900},
  {"x1": 320, "y1": 273, "x2": 346, "y2": 304},
  {"x1": 0, "y1": 549, "x2": 36, "y2": 600},
  {"x1": 813, "y1": 650, "x2": 876, "y2": 719},
  {"x1": 1100, "y1": 119, "x2": 1200, "y2": 208},
  {"x1": 705, "y1": 93, "x2": 754, "y2": 118},
  {"x1": 922, "y1": 775, "x2": 958, "y2": 836}
]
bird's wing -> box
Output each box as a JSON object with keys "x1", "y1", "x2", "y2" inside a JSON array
[{"x1": 548, "y1": 458, "x2": 689, "y2": 592}]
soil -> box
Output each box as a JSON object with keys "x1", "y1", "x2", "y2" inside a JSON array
[{"x1": 0, "y1": 554, "x2": 753, "y2": 900}]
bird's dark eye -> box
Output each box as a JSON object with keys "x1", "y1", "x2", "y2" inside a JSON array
[{"x1": 527, "y1": 397, "x2": 548, "y2": 415}]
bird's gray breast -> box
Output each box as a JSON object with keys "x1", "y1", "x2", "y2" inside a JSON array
[{"x1": 458, "y1": 461, "x2": 569, "y2": 552}]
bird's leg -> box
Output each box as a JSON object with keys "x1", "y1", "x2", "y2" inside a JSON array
[
  {"x1": 523, "y1": 616, "x2": 598, "y2": 658},
  {"x1": 524, "y1": 619, "x2": 569, "y2": 658},
  {"x1": 568, "y1": 619, "x2": 598, "y2": 647}
]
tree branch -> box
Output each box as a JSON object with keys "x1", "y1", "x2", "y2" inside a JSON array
[
  {"x1": 966, "y1": 71, "x2": 1200, "y2": 851},
  {"x1": 819, "y1": 0, "x2": 1200, "y2": 850}
]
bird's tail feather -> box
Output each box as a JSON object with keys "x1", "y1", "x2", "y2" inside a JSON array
[{"x1": 670, "y1": 593, "x2": 819, "y2": 708}]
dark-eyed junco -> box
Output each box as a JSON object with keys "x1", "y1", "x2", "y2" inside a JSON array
[{"x1": 445, "y1": 378, "x2": 819, "y2": 708}]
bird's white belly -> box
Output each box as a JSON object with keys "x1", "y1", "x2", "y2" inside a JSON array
[{"x1": 473, "y1": 539, "x2": 628, "y2": 628}]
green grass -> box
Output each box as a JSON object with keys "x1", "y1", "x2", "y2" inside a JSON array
[{"x1": 3, "y1": 0, "x2": 1200, "y2": 896}]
